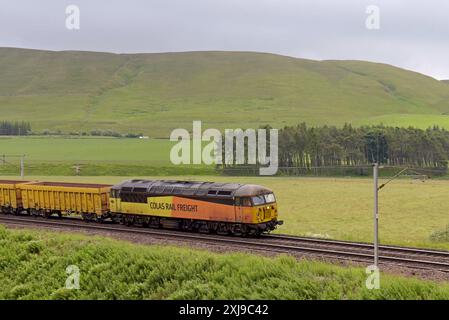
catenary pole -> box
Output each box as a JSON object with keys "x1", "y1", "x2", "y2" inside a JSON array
[
  {"x1": 373, "y1": 163, "x2": 379, "y2": 267},
  {"x1": 20, "y1": 155, "x2": 24, "y2": 178}
]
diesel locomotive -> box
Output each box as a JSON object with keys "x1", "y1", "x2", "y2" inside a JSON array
[{"x1": 0, "y1": 179, "x2": 283, "y2": 236}]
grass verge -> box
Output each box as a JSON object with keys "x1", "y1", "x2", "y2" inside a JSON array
[{"x1": 1, "y1": 226, "x2": 449, "y2": 299}]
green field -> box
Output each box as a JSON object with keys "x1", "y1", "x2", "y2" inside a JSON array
[
  {"x1": 0, "y1": 136, "x2": 215, "y2": 176},
  {"x1": 2, "y1": 48, "x2": 449, "y2": 136},
  {"x1": 4, "y1": 175, "x2": 449, "y2": 250},
  {"x1": 2, "y1": 226, "x2": 449, "y2": 299},
  {"x1": 0, "y1": 136, "x2": 173, "y2": 164}
]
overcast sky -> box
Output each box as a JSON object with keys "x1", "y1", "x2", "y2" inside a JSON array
[{"x1": 1, "y1": 0, "x2": 448, "y2": 79}]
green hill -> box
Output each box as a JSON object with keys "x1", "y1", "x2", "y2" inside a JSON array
[{"x1": 2, "y1": 47, "x2": 449, "y2": 137}]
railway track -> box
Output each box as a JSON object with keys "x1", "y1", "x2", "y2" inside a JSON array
[
  {"x1": 2, "y1": 214, "x2": 449, "y2": 272},
  {"x1": 265, "y1": 234, "x2": 449, "y2": 260}
]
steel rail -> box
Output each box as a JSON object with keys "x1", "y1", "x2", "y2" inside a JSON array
[{"x1": 264, "y1": 234, "x2": 449, "y2": 257}]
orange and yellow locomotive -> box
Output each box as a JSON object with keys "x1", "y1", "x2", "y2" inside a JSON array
[{"x1": 109, "y1": 179, "x2": 282, "y2": 235}]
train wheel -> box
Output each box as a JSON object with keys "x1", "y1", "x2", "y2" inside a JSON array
[
  {"x1": 240, "y1": 225, "x2": 250, "y2": 237},
  {"x1": 198, "y1": 222, "x2": 209, "y2": 233},
  {"x1": 111, "y1": 214, "x2": 121, "y2": 224},
  {"x1": 217, "y1": 223, "x2": 229, "y2": 235},
  {"x1": 180, "y1": 220, "x2": 190, "y2": 231},
  {"x1": 142, "y1": 217, "x2": 150, "y2": 227},
  {"x1": 124, "y1": 215, "x2": 134, "y2": 226}
]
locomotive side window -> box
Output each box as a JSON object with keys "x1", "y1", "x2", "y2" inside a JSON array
[{"x1": 242, "y1": 197, "x2": 252, "y2": 207}]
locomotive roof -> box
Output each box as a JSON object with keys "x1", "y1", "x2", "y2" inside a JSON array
[{"x1": 111, "y1": 179, "x2": 272, "y2": 198}]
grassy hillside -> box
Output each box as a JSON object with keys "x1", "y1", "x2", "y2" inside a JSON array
[
  {"x1": 2, "y1": 226, "x2": 449, "y2": 300},
  {"x1": 2, "y1": 48, "x2": 449, "y2": 137}
]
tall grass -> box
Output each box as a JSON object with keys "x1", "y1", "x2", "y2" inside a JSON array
[
  {"x1": 430, "y1": 225, "x2": 449, "y2": 243},
  {"x1": 1, "y1": 226, "x2": 449, "y2": 300}
]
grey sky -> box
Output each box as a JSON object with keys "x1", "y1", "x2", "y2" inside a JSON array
[{"x1": 1, "y1": 0, "x2": 448, "y2": 79}]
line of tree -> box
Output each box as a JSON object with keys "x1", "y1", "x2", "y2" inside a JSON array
[
  {"x1": 219, "y1": 123, "x2": 449, "y2": 176},
  {"x1": 0, "y1": 121, "x2": 31, "y2": 136},
  {"x1": 278, "y1": 123, "x2": 449, "y2": 169},
  {"x1": 39, "y1": 129, "x2": 143, "y2": 138}
]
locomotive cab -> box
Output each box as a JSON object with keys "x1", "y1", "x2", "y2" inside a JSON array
[{"x1": 233, "y1": 185, "x2": 282, "y2": 234}]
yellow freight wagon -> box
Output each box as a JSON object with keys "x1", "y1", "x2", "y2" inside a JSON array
[
  {"x1": 19, "y1": 181, "x2": 112, "y2": 219},
  {"x1": 0, "y1": 180, "x2": 30, "y2": 213}
]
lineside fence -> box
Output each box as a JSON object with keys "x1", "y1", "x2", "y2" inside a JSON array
[
  {"x1": 0, "y1": 154, "x2": 25, "y2": 178},
  {"x1": 218, "y1": 165, "x2": 447, "y2": 177},
  {"x1": 0, "y1": 158, "x2": 447, "y2": 179}
]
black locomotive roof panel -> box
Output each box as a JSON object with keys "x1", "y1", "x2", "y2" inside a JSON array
[{"x1": 112, "y1": 179, "x2": 273, "y2": 198}]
